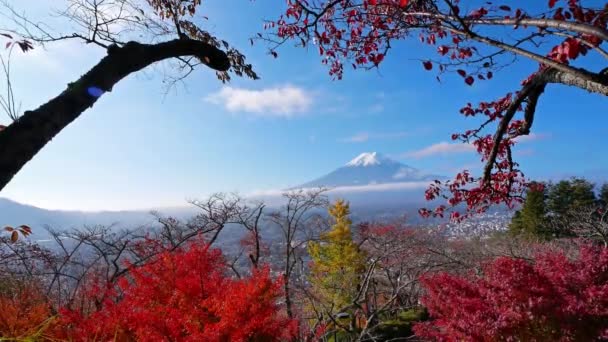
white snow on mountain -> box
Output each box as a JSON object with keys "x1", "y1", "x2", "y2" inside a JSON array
[
  {"x1": 298, "y1": 152, "x2": 445, "y2": 188},
  {"x1": 345, "y1": 152, "x2": 396, "y2": 167}
]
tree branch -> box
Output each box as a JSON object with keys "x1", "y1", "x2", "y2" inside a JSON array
[
  {"x1": 0, "y1": 38, "x2": 229, "y2": 191},
  {"x1": 482, "y1": 66, "x2": 608, "y2": 184}
]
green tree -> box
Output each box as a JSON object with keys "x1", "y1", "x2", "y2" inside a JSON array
[
  {"x1": 548, "y1": 178, "x2": 596, "y2": 218},
  {"x1": 308, "y1": 199, "x2": 366, "y2": 323},
  {"x1": 570, "y1": 178, "x2": 597, "y2": 209},
  {"x1": 509, "y1": 182, "x2": 548, "y2": 239}
]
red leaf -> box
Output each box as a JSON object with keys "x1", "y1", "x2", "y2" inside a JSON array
[
  {"x1": 549, "y1": 0, "x2": 557, "y2": 8},
  {"x1": 457, "y1": 69, "x2": 467, "y2": 77},
  {"x1": 465, "y1": 76, "x2": 475, "y2": 85},
  {"x1": 422, "y1": 61, "x2": 433, "y2": 70},
  {"x1": 19, "y1": 225, "x2": 32, "y2": 235},
  {"x1": 400, "y1": 0, "x2": 409, "y2": 7}
]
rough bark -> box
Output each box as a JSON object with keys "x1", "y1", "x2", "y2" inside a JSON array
[{"x1": 0, "y1": 39, "x2": 229, "y2": 191}]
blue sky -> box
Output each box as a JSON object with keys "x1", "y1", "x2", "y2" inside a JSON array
[{"x1": 1, "y1": 0, "x2": 607, "y2": 210}]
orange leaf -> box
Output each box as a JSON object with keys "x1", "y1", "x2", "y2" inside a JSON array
[{"x1": 10, "y1": 231, "x2": 18, "y2": 243}]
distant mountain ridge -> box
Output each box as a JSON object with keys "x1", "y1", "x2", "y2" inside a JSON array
[
  {"x1": 298, "y1": 152, "x2": 445, "y2": 188},
  {"x1": 0, "y1": 197, "x2": 196, "y2": 239}
]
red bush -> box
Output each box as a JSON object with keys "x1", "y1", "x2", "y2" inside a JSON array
[
  {"x1": 56, "y1": 241, "x2": 296, "y2": 341},
  {"x1": 414, "y1": 244, "x2": 608, "y2": 341},
  {"x1": 0, "y1": 282, "x2": 52, "y2": 338}
]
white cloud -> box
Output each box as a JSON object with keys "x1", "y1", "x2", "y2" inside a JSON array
[
  {"x1": 248, "y1": 181, "x2": 432, "y2": 198},
  {"x1": 513, "y1": 132, "x2": 548, "y2": 143},
  {"x1": 405, "y1": 133, "x2": 548, "y2": 159},
  {"x1": 406, "y1": 142, "x2": 475, "y2": 158},
  {"x1": 330, "y1": 181, "x2": 431, "y2": 193},
  {"x1": 204, "y1": 85, "x2": 313, "y2": 117}
]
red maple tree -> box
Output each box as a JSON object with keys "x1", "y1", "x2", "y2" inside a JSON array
[
  {"x1": 55, "y1": 240, "x2": 296, "y2": 341},
  {"x1": 269, "y1": 0, "x2": 608, "y2": 219},
  {"x1": 413, "y1": 244, "x2": 608, "y2": 340}
]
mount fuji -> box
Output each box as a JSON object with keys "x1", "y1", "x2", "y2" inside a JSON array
[{"x1": 299, "y1": 152, "x2": 445, "y2": 188}]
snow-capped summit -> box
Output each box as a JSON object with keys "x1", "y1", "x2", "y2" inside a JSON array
[
  {"x1": 345, "y1": 152, "x2": 396, "y2": 167},
  {"x1": 297, "y1": 152, "x2": 445, "y2": 188}
]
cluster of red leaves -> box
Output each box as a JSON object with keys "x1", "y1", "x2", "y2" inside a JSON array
[
  {"x1": 272, "y1": 0, "x2": 608, "y2": 220},
  {"x1": 275, "y1": 0, "x2": 437, "y2": 79},
  {"x1": 0, "y1": 282, "x2": 52, "y2": 338},
  {"x1": 146, "y1": 0, "x2": 201, "y2": 19},
  {"x1": 414, "y1": 244, "x2": 608, "y2": 341},
  {"x1": 420, "y1": 120, "x2": 529, "y2": 221},
  {"x1": 55, "y1": 241, "x2": 296, "y2": 342},
  {"x1": 275, "y1": 0, "x2": 607, "y2": 80}
]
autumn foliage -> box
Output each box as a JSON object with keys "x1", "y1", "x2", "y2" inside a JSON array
[
  {"x1": 55, "y1": 241, "x2": 296, "y2": 342},
  {"x1": 0, "y1": 281, "x2": 52, "y2": 339},
  {"x1": 414, "y1": 244, "x2": 608, "y2": 341},
  {"x1": 308, "y1": 200, "x2": 366, "y2": 314}
]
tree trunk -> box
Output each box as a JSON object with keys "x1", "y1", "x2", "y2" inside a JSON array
[
  {"x1": 0, "y1": 39, "x2": 229, "y2": 191},
  {"x1": 284, "y1": 275, "x2": 293, "y2": 318},
  {"x1": 284, "y1": 242, "x2": 294, "y2": 318}
]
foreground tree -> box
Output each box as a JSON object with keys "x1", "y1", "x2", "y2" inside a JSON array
[
  {"x1": 307, "y1": 199, "x2": 366, "y2": 328},
  {"x1": 55, "y1": 240, "x2": 296, "y2": 341},
  {"x1": 267, "y1": 188, "x2": 329, "y2": 319},
  {"x1": 269, "y1": 0, "x2": 608, "y2": 218},
  {"x1": 414, "y1": 243, "x2": 608, "y2": 340},
  {"x1": 0, "y1": 0, "x2": 257, "y2": 191}
]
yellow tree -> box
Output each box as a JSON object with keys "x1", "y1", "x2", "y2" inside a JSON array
[{"x1": 308, "y1": 199, "x2": 366, "y2": 322}]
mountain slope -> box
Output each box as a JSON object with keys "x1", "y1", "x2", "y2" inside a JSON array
[
  {"x1": 0, "y1": 198, "x2": 196, "y2": 239},
  {"x1": 299, "y1": 152, "x2": 444, "y2": 188}
]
